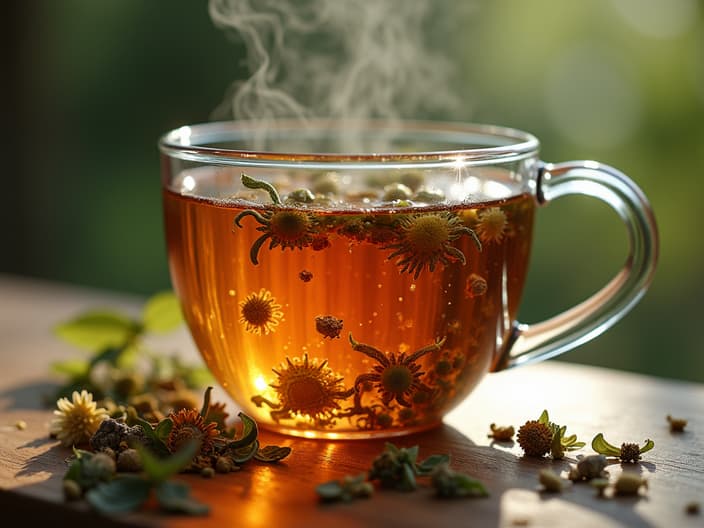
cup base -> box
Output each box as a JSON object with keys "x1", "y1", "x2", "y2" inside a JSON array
[{"x1": 257, "y1": 419, "x2": 444, "y2": 440}]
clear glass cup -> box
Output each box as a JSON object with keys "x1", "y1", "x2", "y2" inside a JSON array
[{"x1": 159, "y1": 120, "x2": 658, "y2": 439}]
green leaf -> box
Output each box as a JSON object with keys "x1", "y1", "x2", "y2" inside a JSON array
[
  {"x1": 155, "y1": 418, "x2": 174, "y2": 444},
  {"x1": 254, "y1": 445, "x2": 292, "y2": 463},
  {"x1": 183, "y1": 365, "x2": 215, "y2": 388},
  {"x1": 137, "y1": 439, "x2": 200, "y2": 483},
  {"x1": 639, "y1": 439, "x2": 655, "y2": 454},
  {"x1": 50, "y1": 359, "x2": 90, "y2": 378},
  {"x1": 86, "y1": 476, "x2": 151, "y2": 514},
  {"x1": 400, "y1": 462, "x2": 417, "y2": 491},
  {"x1": 402, "y1": 445, "x2": 419, "y2": 466},
  {"x1": 155, "y1": 481, "x2": 210, "y2": 516},
  {"x1": 89, "y1": 345, "x2": 124, "y2": 367},
  {"x1": 134, "y1": 418, "x2": 171, "y2": 457},
  {"x1": 231, "y1": 440, "x2": 259, "y2": 464},
  {"x1": 416, "y1": 454, "x2": 450, "y2": 475},
  {"x1": 538, "y1": 410, "x2": 550, "y2": 424},
  {"x1": 241, "y1": 173, "x2": 281, "y2": 205},
  {"x1": 227, "y1": 412, "x2": 259, "y2": 449},
  {"x1": 142, "y1": 292, "x2": 183, "y2": 334},
  {"x1": 55, "y1": 311, "x2": 138, "y2": 350},
  {"x1": 591, "y1": 433, "x2": 622, "y2": 457}
]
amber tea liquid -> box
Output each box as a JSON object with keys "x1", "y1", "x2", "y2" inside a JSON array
[{"x1": 164, "y1": 169, "x2": 535, "y2": 438}]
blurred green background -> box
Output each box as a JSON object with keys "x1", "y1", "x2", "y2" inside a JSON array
[{"x1": 3, "y1": 1, "x2": 703, "y2": 382}]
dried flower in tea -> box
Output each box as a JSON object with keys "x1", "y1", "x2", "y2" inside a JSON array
[
  {"x1": 239, "y1": 288, "x2": 284, "y2": 335},
  {"x1": 315, "y1": 315, "x2": 344, "y2": 339}
]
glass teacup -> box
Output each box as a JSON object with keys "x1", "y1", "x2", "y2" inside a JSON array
[{"x1": 159, "y1": 120, "x2": 658, "y2": 439}]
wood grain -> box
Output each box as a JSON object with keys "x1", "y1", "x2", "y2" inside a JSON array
[{"x1": 1, "y1": 274, "x2": 702, "y2": 527}]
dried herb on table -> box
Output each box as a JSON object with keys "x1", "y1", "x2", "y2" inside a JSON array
[
  {"x1": 517, "y1": 410, "x2": 585, "y2": 459},
  {"x1": 666, "y1": 414, "x2": 688, "y2": 432},
  {"x1": 591, "y1": 433, "x2": 654, "y2": 463},
  {"x1": 316, "y1": 443, "x2": 487, "y2": 503},
  {"x1": 487, "y1": 423, "x2": 515, "y2": 442}
]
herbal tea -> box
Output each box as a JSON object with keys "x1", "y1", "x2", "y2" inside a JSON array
[{"x1": 163, "y1": 169, "x2": 535, "y2": 438}]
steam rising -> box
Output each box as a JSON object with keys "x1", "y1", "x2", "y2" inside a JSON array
[{"x1": 208, "y1": 0, "x2": 460, "y2": 149}]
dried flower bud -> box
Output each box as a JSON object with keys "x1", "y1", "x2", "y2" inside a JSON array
[
  {"x1": 666, "y1": 415, "x2": 687, "y2": 433},
  {"x1": 15, "y1": 420, "x2": 27, "y2": 430},
  {"x1": 488, "y1": 423, "x2": 515, "y2": 442},
  {"x1": 299, "y1": 270, "x2": 313, "y2": 282},
  {"x1": 591, "y1": 478, "x2": 610, "y2": 498},
  {"x1": 619, "y1": 443, "x2": 642, "y2": 463},
  {"x1": 315, "y1": 315, "x2": 344, "y2": 339},
  {"x1": 201, "y1": 467, "x2": 215, "y2": 479},
  {"x1": 215, "y1": 456, "x2": 233, "y2": 474},
  {"x1": 538, "y1": 469, "x2": 564, "y2": 493},
  {"x1": 63, "y1": 479, "x2": 83, "y2": 501},
  {"x1": 84, "y1": 452, "x2": 116, "y2": 482},
  {"x1": 117, "y1": 448, "x2": 143, "y2": 472},
  {"x1": 285, "y1": 188, "x2": 316, "y2": 204},
  {"x1": 613, "y1": 473, "x2": 647, "y2": 496},
  {"x1": 517, "y1": 420, "x2": 553, "y2": 457}
]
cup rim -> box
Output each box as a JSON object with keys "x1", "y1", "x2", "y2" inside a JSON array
[{"x1": 158, "y1": 119, "x2": 540, "y2": 168}]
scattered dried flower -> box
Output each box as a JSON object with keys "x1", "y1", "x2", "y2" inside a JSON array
[
  {"x1": 488, "y1": 423, "x2": 515, "y2": 441},
  {"x1": 686, "y1": 501, "x2": 700, "y2": 515},
  {"x1": 666, "y1": 414, "x2": 687, "y2": 433},
  {"x1": 591, "y1": 433, "x2": 654, "y2": 463},
  {"x1": 299, "y1": 270, "x2": 313, "y2": 282},
  {"x1": 239, "y1": 288, "x2": 284, "y2": 335},
  {"x1": 200, "y1": 467, "x2": 215, "y2": 479},
  {"x1": 63, "y1": 479, "x2": 83, "y2": 501},
  {"x1": 517, "y1": 420, "x2": 553, "y2": 457},
  {"x1": 50, "y1": 390, "x2": 108, "y2": 447},
  {"x1": 167, "y1": 408, "x2": 219, "y2": 455},
  {"x1": 15, "y1": 420, "x2": 27, "y2": 430},
  {"x1": 590, "y1": 478, "x2": 610, "y2": 498}
]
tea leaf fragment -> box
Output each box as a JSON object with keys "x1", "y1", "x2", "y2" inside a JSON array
[
  {"x1": 86, "y1": 475, "x2": 151, "y2": 514},
  {"x1": 254, "y1": 445, "x2": 292, "y2": 463},
  {"x1": 55, "y1": 311, "x2": 138, "y2": 351}
]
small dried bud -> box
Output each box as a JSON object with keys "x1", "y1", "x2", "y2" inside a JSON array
[
  {"x1": 666, "y1": 415, "x2": 687, "y2": 433},
  {"x1": 99, "y1": 447, "x2": 116, "y2": 461},
  {"x1": 215, "y1": 456, "x2": 233, "y2": 474},
  {"x1": 517, "y1": 420, "x2": 553, "y2": 457},
  {"x1": 538, "y1": 469, "x2": 564, "y2": 493},
  {"x1": 201, "y1": 467, "x2": 215, "y2": 479},
  {"x1": 116, "y1": 448, "x2": 142, "y2": 472},
  {"x1": 614, "y1": 473, "x2": 647, "y2": 496},
  {"x1": 619, "y1": 443, "x2": 642, "y2": 463},
  {"x1": 488, "y1": 423, "x2": 515, "y2": 442},
  {"x1": 286, "y1": 188, "x2": 315, "y2": 204},
  {"x1": 63, "y1": 479, "x2": 83, "y2": 501},
  {"x1": 299, "y1": 270, "x2": 313, "y2": 282},
  {"x1": 465, "y1": 273, "x2": 488, "y2": 298},
  {"x1": 685, "y1": 502, "x2": 700, "y2": 515},
  {"x1": 15, "y1": 420, "x2": 27, "y2": 430},
  {"x1": 315, "y1": 315, "x2": 344, "y2": 339},
  {"x1": 84, "y1": 452, "x2": 116, "y2": 481},
  {"x1": 376, "y1": 413, "x2": 393, "y2": 429},
  {"x1": 399, "y1": 171, "x2": 425, "y2": 191}
]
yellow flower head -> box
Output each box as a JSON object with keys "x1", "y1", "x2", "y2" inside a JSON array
[{"x1": 50, "y1": 390, "x2": 108, "y2": 447}]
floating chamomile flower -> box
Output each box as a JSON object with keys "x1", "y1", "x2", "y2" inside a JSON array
[
  {"x1": 383, "y1": 212, "x2": 481, "y2": 279},
  {"x1": 253, "y1": 354, "x2": 354, "y2": 425},
  {"x1": 475, "y1": 207, "x2": 509, "y2": 244},
  {"x1": 234, "y1": 174, "x2": 322, "y2": 265},
  {"x1": 350, "y1": 333, "x2": 446, "y2": 408},
  {"x1": 50, "y1": 390, "x2": 108, "y2": 447},
  {"x1": 239, "y1": 288, "x2": 284, "y2": 335},
  {"x1": 166, "y1": 408, "x2": 219, "y2": 455}
]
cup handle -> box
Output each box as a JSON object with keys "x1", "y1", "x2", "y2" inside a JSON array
[{"x1": 492, "y1": 160, "x2": 659, "y2": 371}]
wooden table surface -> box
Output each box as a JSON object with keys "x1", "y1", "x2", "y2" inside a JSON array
[{"x1": 0, "y1": 274, "x2": 702, "y2": 527}]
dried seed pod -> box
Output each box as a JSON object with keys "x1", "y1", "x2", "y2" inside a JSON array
[
  {"x1": 538, "y1": 469, "x2": 564, "y2": 493},
  {"x1": 591, "y1": 478, "x2": 610, "y2": 497},
  {"x1": 382, "y1": 183, "x2": 413, "y2": 201},
  {"x1": 315, "y1": 315, "x2": 344, "y2": 339},
  {"x1": 619, "y1": 443, "x2": 642, "y2": 463},
  {"x1": 215, "y1": 456, "x2": 233, "y2": 474},
  {"x1": 201, "y1": 467, "x2": 215, "y2": 479},
  {"x1": 517, "y1": 420, "x2": 553, "y2": 457}
]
